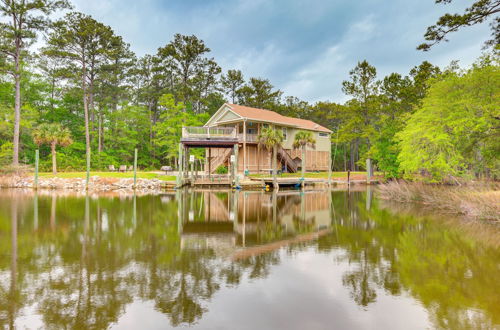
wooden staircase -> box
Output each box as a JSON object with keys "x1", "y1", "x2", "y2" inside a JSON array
[
  {"x1": 208, "y1": 148, "x2": 232, "y2": 173},
  {"x1": 278, "y1": 148, "x2": 298, "y2": 173}
]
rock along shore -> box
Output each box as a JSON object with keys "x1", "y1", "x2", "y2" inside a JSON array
[{"x1": 0, "y1": 175, "x2": 175, "y2": 193}]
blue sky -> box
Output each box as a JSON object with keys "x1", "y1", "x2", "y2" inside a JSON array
[{"x1": 73, "y1": 0, "x2": 490, "y2": 103}]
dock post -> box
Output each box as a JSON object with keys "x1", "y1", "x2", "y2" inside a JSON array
[
  {"x1": 301, "y1": 146, "x2": 305, "y2": 189},
  {"x1": 234, "y1": 144, "x2": 239, "y2": 187},
  {"x1": 86, "y1": 149, "x2": 90, "y2": 189},
  {"x1": 133, "y1": 148, "x2": 138, "y2": 189},
  {"x1": 328, "y1": 150, "x2": 332, "y2": 186},
  {"x1": 208, "y1": 148, "x2": 211, "y2": 180},
  {"x1": 34, "y1": 149, "x2": 39, "y2": 189},
  {"x1": 366, "y1": 158, "x2": 372, "y2": 184},
  {"x1": 177, "y1": 143, "x2": 183, "y2": 187}
]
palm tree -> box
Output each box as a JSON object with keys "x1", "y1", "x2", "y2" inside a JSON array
[
  {"x1": 293, "y1": 130, "x2": 316, "y2": 181},
  {"x1": 257, "y1": 127, "x2": 284, "y2": 188},
  {"x1": 33, "y1": 123, "x2": 73, "y2": 175}
]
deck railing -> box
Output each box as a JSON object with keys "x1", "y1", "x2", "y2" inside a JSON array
[
  {"x1": 182, "y1": 127, "x2": 263, "y2": 142},
  {"x1": 239, "y1": 134, "x2": 258, "y2": 143},
  {"x1": 182, "y1": 126, "x2": 237, "y2": 139}
]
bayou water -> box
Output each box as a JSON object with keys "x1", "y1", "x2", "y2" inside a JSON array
[{"x1": 0, "y1": 188, "x2": 498, "y2": 329}]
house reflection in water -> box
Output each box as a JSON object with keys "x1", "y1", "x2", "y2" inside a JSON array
[{"x1": 177, "y1": 190, "x2": 332, "y2": 256}]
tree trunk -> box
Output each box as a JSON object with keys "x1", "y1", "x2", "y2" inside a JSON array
[
  {"x1": 98, "y1": 110, "x2": 102, "y2": 153},
  {"x1": 12, "y1": 43, "x2": 21, "y2": 166},
  {"x1": 89, "y1": 82, "x2": 94, "y2": 145},
  {"x1": 51, "y1": 142, "x2": 57, "y2": 175},
  {"x1": 82, "y1": 57, "x2": 91, "y2": 166},
  {"x1": 148, "y1": 101, "x2": 153, "y2": 159},
  {"x1": 272, "y1": 145, "x2": 277, "y2": 188},
  {"x1": 301, "y1": 145, "x2": 306, "y2": 178}
]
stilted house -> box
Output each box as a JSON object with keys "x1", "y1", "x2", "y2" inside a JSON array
[{"x1": 186, "y1": 104, "x2": 332, "y2": 174}]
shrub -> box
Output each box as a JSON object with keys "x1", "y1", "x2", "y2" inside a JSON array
[
  {"x1": 215, "y1": 165, "x2": 228, "y2": 174},
  {"x1": 0, "y1": 142, "x2": 13, "y2": 166}
]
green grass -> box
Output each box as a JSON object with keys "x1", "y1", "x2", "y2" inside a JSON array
[
  {"x1": 249, "y1": 171, "x2": 377, "y2": 179},
  {"x1": 38, "y1": 171, "x2": 176, "y2": 181}
]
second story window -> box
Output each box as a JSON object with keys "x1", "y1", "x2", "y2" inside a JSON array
[{"x1": 282, "y1": 127, "x2": 287, "y2": 140}]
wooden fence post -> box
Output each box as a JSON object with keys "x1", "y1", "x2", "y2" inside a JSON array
[
  {"x1": 133, "y1": 148, "x2": 138, "y2": 189},
  {"x1": 34, "y1": 149, "x2": 39, "y2": 189},
  {"x1": 86, "y1": 149, "x2": 90, "y2": 189},
  {"x1": 366, "y1": 158, "x2": 372, "y2": 184}
]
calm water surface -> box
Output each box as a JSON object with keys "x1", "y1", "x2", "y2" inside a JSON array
[{"x1": 0, "y1": 188, "x2": 498, "y2": 329}]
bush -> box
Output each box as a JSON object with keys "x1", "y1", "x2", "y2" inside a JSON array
[
  {"x1": 0, "y1": 142, "x2": 13, "y2": 166},
  {"x1": 215, "y1": 165, "x2": 228, "y2": 174}
]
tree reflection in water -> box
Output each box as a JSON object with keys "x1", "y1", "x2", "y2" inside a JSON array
[{"x1": 0, "y1": 188, "x2": 498, "y2": 329}]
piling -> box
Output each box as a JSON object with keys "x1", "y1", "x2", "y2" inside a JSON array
[
  {"x1": 86, "y1": 150, "x2": 90, "y2": 189},
  {"x1": 133, "y1": 148, "x2": 138, "y2": 189},
  {"x1": 34, "y1": 149, "x2": 39, "y2": 189}
]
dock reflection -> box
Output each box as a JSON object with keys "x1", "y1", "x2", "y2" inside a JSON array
[{"x1": 177, "y1": 189, "x2": 333, "y2": 255}]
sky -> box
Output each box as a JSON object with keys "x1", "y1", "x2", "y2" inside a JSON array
[{"x1": 72, "y1": 0, "x2": 491, "y2": 103}]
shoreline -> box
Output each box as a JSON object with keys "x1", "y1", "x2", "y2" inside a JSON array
[
  {"x1": 377, "y1": 181, "x2": 500, "y2": 223},
  {"x1": 0, "y1": 174, "x2": 380, "y2": 192}
]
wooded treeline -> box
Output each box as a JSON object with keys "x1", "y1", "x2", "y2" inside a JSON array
[{"x1": 0, "y1": 1, "x2": 498, "y2": 181}]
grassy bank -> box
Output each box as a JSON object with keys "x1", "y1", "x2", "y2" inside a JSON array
[
  {"x1": 38, "y1": 171, "x2": 176, "y2": 181},
  {"x1": 378, "y1": 181, "x2": 499, "y2": 222}
]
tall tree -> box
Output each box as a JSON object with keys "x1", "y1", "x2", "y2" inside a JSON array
[
  {"x1": 43, "y1": 12, "x2": 117, "y2": 167},
  {"x1": 341, "y1": 60, "x2": 379, "y2": 170},
  {"x1": 418, "y1": 0, "x2": 500, "y2": 51},
  {"x1": 239, "y1": 77, "x2": 282, "y2": 109},
  {"x1": 221, "y1": 69, "x2": 244, "y2": 103},
  {"x1": 157, "y1": 34, "x2": 215, "y2": 110},
  {"x1": 0, "y1": 0, "x2": 70, "y2": 166},
  {"x1": 397, "y1": 56, "x2": 499, "y2": 181}
]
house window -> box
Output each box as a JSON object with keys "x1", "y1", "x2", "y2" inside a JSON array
[
  {"x1": 282, "y1": 127, "x2": 287, "y2": 140},
  {"x1": 319, "y1": 132, "x2": 328, "y2": 137}
]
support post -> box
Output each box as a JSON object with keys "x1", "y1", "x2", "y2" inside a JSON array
[
  {"x1": 177, "y1": 143, "x2": 183, "y2": 187},
  {"x1": 301, "y1": 146, "x2": 305, "y2": 189},
  {"x1": 86, "y1": 149, "x2": 90, "y2": 189},
  {"x1": 233, "y1": 144, "x2": 239, "y2": 187},
  {"x1": 366, "y1": 158, "x2": 372, "y2": 184},
  {"x1": 34, "y1": 149, "x2": 39, "y2": 189},
  {"x1": 133, "y1": 148, "x2": 138, "y2": 189},
  {"x1": 328, "y1": 149, "x2": 332, "y2": 185},
  {"x1": 190, "y1": 155, "x2": 194, "y2": 182},
  {"x1": 243, "y1": 120, "x2": 247, "y2": 176},
  {"x1": 272, "y1": 145, "x2": 278, "y2": 190},
  {"x1": 208, "y1": 148, "x2": 211, "y2": 179}
]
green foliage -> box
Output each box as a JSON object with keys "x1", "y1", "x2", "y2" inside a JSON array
[
  {"x1": 0, "y1": 141, "x2": 12, "y2": 166},
  {"x1": 0, "y1": 5, "x2": 495, "y2": 183},
  {"x1": 32, "y1": 123, "x2": 72, "y2": 148},
  {"x1": 293, "y1": 130, "x2": 316, "y2": 150},
  {"x1": 257, "y1": 127, "x2": 284, "y2": 152},
  {"x1": 418, "y1": 0, "x2": 500, "y2": 51},
  {"x1": 215, "y1": 165, "x2": 228, "y2": 174},
  {"x1": 397, "y1": 56, "x2": 500, "y2": 181},
  {"x1": 153, "y1": 94, "x2": 208, "y2": 164}
]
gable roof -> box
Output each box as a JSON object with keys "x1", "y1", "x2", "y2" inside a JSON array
[{"x1": 208, "y1": 103, "x2": 332, "y2": 133}]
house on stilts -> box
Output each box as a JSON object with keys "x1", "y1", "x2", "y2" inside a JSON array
[{"x1": 181, "y1": 103, "x2": 332, "y2": 175}]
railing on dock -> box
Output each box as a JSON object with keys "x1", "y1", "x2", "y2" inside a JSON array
[{"x1": 182, "y1": 126, "x2": 237, "y2": 140}]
